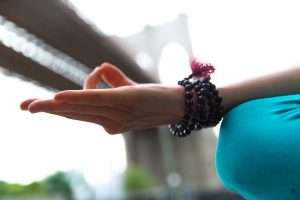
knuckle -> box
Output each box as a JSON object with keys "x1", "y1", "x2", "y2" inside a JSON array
[
  {"x1": 100, "y1": 62, "x2": 112, "y2": 68},
  {"x1": 93, "y1": 67, "x2": 102, "y2": 74}
]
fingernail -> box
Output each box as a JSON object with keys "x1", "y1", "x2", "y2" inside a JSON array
[
  {"x1": 20, "y1": 105, "x2": 27, "y2": 110},
  {"x1": 28, "y1": 105, "x2": 40, "y2": 113}
]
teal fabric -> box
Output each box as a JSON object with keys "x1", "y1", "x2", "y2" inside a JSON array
[{"x1": 216, "y1": 94, "x2": 300, "y2": 200}]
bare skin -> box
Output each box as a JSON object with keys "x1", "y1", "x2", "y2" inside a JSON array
[
  {"x1": 218, "y1": 65, "x2": 300, "y2": 111},
  {"x1": 20, "y1": 63, "x2": 300, "y2": 134}
]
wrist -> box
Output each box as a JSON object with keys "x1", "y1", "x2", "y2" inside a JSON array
[{"x1": 218, "y1": 85, "x2": 240, "y2": 113}]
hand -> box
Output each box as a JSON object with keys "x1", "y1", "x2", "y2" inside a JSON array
[{"x1": 20, "y1": 63, "x2": 184, "y2": 134}]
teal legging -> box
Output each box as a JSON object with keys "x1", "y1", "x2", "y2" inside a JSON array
[{"x1": 216, "y1": 94, "x2": 300, "y2": 200}]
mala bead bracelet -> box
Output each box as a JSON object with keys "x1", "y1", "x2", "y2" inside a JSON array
[
  {"x1": 169, "y1": 79, "x2": 195, "y2": 137},
  {"x1": 169, "y1": 58, "x2": 224, "y2": 137}
]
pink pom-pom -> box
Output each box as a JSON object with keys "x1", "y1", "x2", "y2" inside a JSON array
[{"x1": 190, "y1": 58, "x2": 215, "y2": 78}]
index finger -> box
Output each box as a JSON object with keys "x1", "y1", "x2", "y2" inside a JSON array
[
  {"x1": 84, "y1": 63, "x2": 136, "y2": 89},
  {"x1": 54, "y1": 89, "x2": 123, "y2": 107}
]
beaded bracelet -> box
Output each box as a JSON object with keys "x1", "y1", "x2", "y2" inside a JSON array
[
  {"x1": 169, "y1": 58, "x2": 224, "y2": 137},
  {"x1": 169, "y1": 79, "x2": 195, "y2": 137}
]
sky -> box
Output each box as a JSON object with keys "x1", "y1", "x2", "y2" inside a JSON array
[{"x1": 1, "y1": 0, "x2": 300, "y2": 187}]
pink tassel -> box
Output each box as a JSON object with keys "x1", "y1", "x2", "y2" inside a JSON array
[{"x1": 190, "y1": 58, "x2": 215, "y2": 78}]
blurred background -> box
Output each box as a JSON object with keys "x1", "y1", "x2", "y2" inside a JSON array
[{"x1": 1, "y1": 0, "x2": 300, "y2": 199}]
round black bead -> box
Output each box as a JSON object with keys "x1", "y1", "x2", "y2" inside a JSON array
[
  {"x1": 202, "y1": 83, "x2": 210, "y2": 90},
  {"x1": 176, "y1": 124, "x2": 182, "y2": 129},
  {"x1": 181, "y1": 123, "x2": 187, "y2": 129},
  {"x1": 185, "y1": 100, "x2": 194, "y2": 107},
  {"x1": 194, "y1": 84, "x2": 201, "y2": 92},
  {"x1": 171, "y1": 129, "x2": 176, "y2": 135},
  {"x1": 188, "y1": 124, "x2": 195, "y2": 131},
  {"x1": 213, "y1": 90, "x2": 219, "y2": 95},
  {"x1": 168, "y1": 124, "x2": 175, "y2": 129},
  {"x1": 210, "y1": 84, "x2": 216, "y2": 90},
  {"x1": 183, "y1": 80, "x2": 190, "y2": 86},
  {"x1": 198, "y1": 95, "x2": 206, "y2": 104},
  {"x1": 195, "y1": 124, "x2": 203, "y2": 130},
  {"x1": 206, "y1": 92, "x2": 213, "y2": 100},
  {"x1": 200, "y1": 88, "x2": 208, "y2": 95},
  {"x1": 192, "y1": 80, "x2": 200, "y2": 88},
  {"x1": 183, "y1": 128, "x2": 191, "y2": 135},
  {"x1": 185, "y1": 84, "x2": 192, "y2": 91},
  {"x1": 178, "y1": 132, "x2": 187, "y2": 137},
  {"x1": 191, "y1": 117, "x2": 198, "y2": 124},
  {"x1": 215, "y1": 96, "x2": 222, "y2": 103},
  {"x1": 185, "y1": 91, "x2": 193, "y2": 99}
]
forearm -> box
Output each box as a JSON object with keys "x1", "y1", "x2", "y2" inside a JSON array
[{"x1": 219, "y1": 66, "x2": 300, "y2": 112}]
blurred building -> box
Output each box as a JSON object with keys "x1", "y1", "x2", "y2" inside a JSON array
[{"x1": 0, "y1": 0, "x2": 242, "y2": 199}]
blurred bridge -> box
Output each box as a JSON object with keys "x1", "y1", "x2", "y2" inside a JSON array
[{"x1": 0, "y1": 0, "x2": 155, "y2": 90}]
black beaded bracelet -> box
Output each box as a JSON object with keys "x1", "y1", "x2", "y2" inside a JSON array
[
  {"x1": 169, "y1": 79, "x2": 195, "y2": 137},
  {"x1": 169, "y1": 59, "x2": 224, "y2": 137},
  {"x1": 194, "y1": 77, "x2": 224, "y2": 128}
]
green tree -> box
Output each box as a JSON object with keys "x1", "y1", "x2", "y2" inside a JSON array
[{"x1": 124, "y1": 166, "x2": 155, "y2": 194}]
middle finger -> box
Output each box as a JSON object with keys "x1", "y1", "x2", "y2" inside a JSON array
[{"x1": 28, "y1": 99, "x2": 126, "y2": 119}]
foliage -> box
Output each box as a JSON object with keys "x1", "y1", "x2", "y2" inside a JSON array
[
  {"x1": 123, "y1": 166, "x2": 155, "y2": 194},
  {"x1": 45, "y1": 171, "x2": 74, "y2": 200},
  {"x1": 0, "y1": 171, "x2": 73, "y2": 200},
  {"x1": 0, "y1": 181, "x2": 47, "y2": 196}
]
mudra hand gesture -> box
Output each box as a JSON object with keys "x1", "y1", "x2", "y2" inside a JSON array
[{"x1": 20, "y1": 63, "x2": 185, "y2": 134}]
